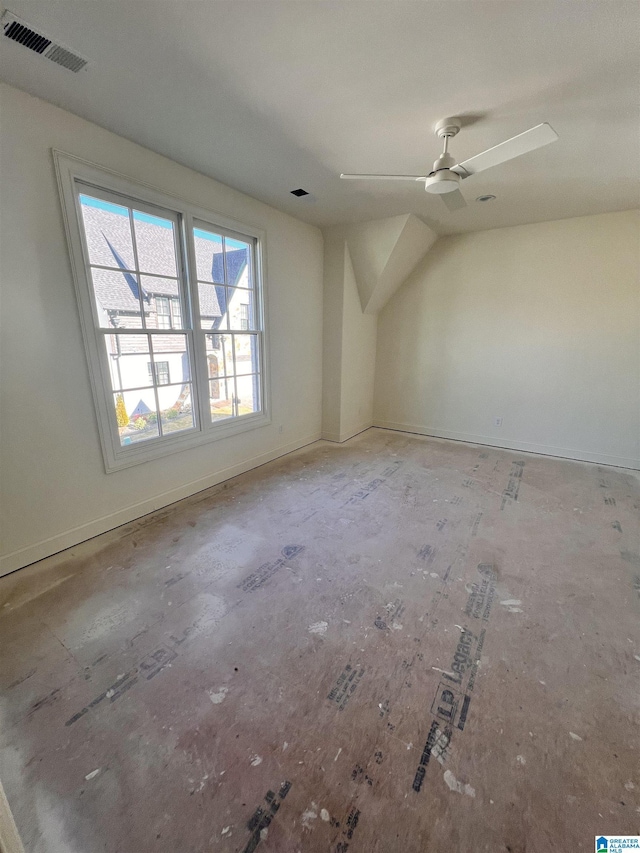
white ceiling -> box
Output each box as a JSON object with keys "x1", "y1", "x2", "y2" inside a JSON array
[{"x1": 1, "y1": 1, "x2": 639, "y2": 235}]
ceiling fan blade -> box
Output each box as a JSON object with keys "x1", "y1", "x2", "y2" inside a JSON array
[
  {"x1": 453, "y1": 122, "x2": 558, "y2": 178},
  {"x1": 440, "y1": 189, "x2": 467, "y2": 212},
  {"x1": 340, "y1": 173, "x2": 426, "y2": 181}
]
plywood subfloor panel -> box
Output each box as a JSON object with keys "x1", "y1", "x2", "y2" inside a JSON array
[{"x1": 1, "y1": 429, "x2": 638, "y2": 852}]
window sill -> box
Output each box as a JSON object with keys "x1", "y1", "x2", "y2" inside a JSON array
[{"x1": 104, "y1": 411, "x2": 271, "y2": 472}]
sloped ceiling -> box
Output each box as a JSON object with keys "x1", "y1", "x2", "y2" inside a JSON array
[
  {"x1": 0, "y1": 1, "x2": 638, "y2": 234},
  {"x1": 344, "y1": 215, "x2": 437, "y2": 314}
]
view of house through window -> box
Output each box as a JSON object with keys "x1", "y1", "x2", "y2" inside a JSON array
[
  {"x1": 73, "y1": 184, "x2": 264, "y2": 461},
  {"x1": 193, "y1": 223, "x2": 261, "y2": 422}
]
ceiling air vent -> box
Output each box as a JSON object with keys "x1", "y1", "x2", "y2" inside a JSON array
[{"x1": 2, "y1": 11, "x2": 88, "y2": 72}]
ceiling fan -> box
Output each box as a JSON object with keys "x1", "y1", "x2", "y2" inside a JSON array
[{"x1": 340, "y1": 118, "x2": 559, "y2": 212}]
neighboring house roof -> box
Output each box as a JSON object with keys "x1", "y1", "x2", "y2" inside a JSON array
[
  {"x1": 193, "y1": 233, "x2": 223, "y2": 282},
  {"x1": 81, "y1": 199, "x2": 135, "y2": 269},
  {"x1": 212, "y1": 248, "x2": 248, "y2": 287},
  {"x1": 131, "y1": 216, "x2": 178, "y2": 277},
  {"x1": 140, "y1": 276, "x2": 178, "y2": 298},
  {"x1": 208, "y1": 249, "x2": 248, "y2": 328},
  {"x1": 91, "y1": 267, "x2": 142, "y2": 313},
  {"x1": 103, "y1": 236, "x2": 149, "y2": 305},
  {"x1": 81, "y1": 200, "x2": 232, "y2": 320},
  {"x1": 198, "y1": 284, "x2": 224, "y2": 318}
]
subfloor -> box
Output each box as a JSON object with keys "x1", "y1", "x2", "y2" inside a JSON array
[{"x1": 1, "y1": 429, "x2": 639, "y2": 852}]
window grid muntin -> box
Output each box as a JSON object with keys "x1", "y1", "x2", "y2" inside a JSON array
[
  {"x1": 127, "y1": 203, "x2": 147, "y2": 324},
  {"x1": 82, "y1": 262, "x2": 183, "y2": 283}
]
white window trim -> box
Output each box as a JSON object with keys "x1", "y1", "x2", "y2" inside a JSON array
[{"x1": 53, "y1": 150, "x2": 271, "y2": 472}]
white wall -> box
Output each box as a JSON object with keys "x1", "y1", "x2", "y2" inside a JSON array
[
  {"x1": 321, "y1": 214, "x2": 436, "y2": 443},
  {"x1": 374, "y1": 210, "x2": 640, "y2": 469},
  {"x1": 343, "y1": 214, "x2": 436, "y2": 315},
  {"x1": 321, "y1": 232, "x2": 346, "y2": 441},
  {"x1": 0, "y1": 83, "x2": 324, "y2": 574},
  {"x1": 321, "y1": 230, "x2": 377, "y2": 443},
  {"x1": 339, "y1": 246, "x2": 377, "y2": 439}
]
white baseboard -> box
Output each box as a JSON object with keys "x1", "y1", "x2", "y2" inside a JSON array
[
  {"x1": 0, "y1": 432, "x2": 322, "y2": 578},
  {"x1": 373, "y1": 420, "x2": 640, "y2": 471},
  {"x1": 322, "y1": 422, "x2": 373, "y2": 443}
]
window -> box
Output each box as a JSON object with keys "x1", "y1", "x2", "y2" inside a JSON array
[
  {"x1": 170, "y1": 298, "x2": 182, "y2": 328},
  {"x1": 55, "y1": 152, "x2": 269, "y2": 471},
  {"x1": 155, "y1": 296, "x2": 171, "y2": 329},
  {"x1": 240, "y1": 303, "x2": 250, "y2": 330},
  {"x1": 193, "y1": 223, "x2": 261, "y2": 423},
  {"x1": 155, "y1": 296, "x2": 182, "y2": 329},
  {"x1": 148, "y1": 361, "x2": 170, "y2": 386}
]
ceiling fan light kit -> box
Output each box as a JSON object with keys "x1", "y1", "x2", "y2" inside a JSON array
[
  {"x1": 424, "y1": 169, "x2": 460, "y2": 194},
  {"x1": 340, "y1": 117, "x2": 558, "y2": 212}
]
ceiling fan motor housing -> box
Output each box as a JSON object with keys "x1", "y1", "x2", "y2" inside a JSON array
[{"x1": 425, "y1": 151, "x2": 461, "y2": 194}]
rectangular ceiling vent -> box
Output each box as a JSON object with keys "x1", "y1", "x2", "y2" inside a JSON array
[{"x1": 2, "y1": 11, "x2": 88, "y2": 72}]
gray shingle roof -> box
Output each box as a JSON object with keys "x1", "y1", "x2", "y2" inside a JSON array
[
  {"x1": 198, "y1": 284, "x2": 224, "y2": 318},
  {"x1": 81, "y1": 202, "x2": 135, "y2": 269},
  {"x1": 194, "y1": 233, "x2": 224, "y2": 282},
  {"x1": 91, "y1": 267, "x2": 142, "y2": 313},
  {"x1": 81, "y1": 202, "x2": 223, "y2": 319},
  {"x1": 132, "y1": 216, "x2": 177, "y2": 277},
  {"x1": 140, "y1": 276, "x2": 179, "y2": 297},
  {"x1": 212, "y1": 248, "x2": 248, "y2": 287}
]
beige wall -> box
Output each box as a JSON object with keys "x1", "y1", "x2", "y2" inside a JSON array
[
  {"x1": 374, "y1": 210, "x2": 640, "y2": 469},
  {"x1": 0, "y1": 83, "x2": 324, "y2": 574}
]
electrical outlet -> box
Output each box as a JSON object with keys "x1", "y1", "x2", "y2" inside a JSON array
[{"x1": 494, "y1": 417, "x2": 503, "y2": 427}]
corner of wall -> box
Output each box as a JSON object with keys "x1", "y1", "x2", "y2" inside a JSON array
[
  {"x1": 321, "y1": 233, "x2": 347, "y2": 439},
  {"x1": 321, "y1": 215, "x2": 439, "y2": 441}
]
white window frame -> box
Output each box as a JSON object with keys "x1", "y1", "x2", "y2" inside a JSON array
[{"x1": 54, "y1": 150, "x2": 270, "y2": 472}]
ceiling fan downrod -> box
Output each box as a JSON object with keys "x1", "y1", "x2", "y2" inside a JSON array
[{"x1": 425, "y1": 118, "x2": 462, "y2": 194}]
